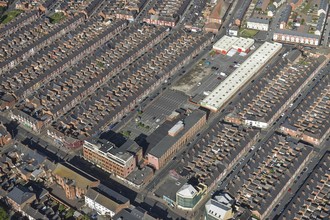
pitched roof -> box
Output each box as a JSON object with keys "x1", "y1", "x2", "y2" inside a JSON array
[
  {"x1": 279, "y1": 5, "x2": 292, "y2": 23},
  {"x1": 274, "y1": 29, "x2": 320, "y2": 39},
  {"x1": 113, "y1": 207, "x2": 157, "y2": 220},
  {"x1": 316, "y1": 13, "x2": 326, "y2": 31},
  {"x1": 235, "y1": 0, "x2": 252, "y2": 20},
  {"x1": 7, "y1": 186, "x2": 35, "y2": 205},
  {"x1": 247, "y1": 17, "x2": 269, "y2": 24},
  {"x1": 205, "y1": 199, "x2": 231, "y2": 219},
  {"x1": 0, "y1": 124, "x2": 9, "y2": 137},
  {"x1": 85, "y1": 185, "x2": 129, "y2": 212},
  {"x1": 53, "y1": 163, "x2": 99, "y2": 189},
  {"x1": 22, "y1": 206, "x2": 47, "y2": 220},
  {"x1": 319, "y1": 0, "x2": 329, "y2": 12}
]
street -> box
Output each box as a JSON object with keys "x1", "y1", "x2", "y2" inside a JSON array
[{"x1": 218, "y1": 58, "x2": 330, "y2": 219}]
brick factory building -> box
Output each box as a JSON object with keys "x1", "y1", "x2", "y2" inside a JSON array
[{"x1": 147, "y1": 109, "x2": 206, "y2": 170}]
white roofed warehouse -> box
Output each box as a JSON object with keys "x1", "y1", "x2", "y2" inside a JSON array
[
  {"x1": 201, "y1": 41, "x2": 282, "y2": 112},
  {"x1": 212, "y1": 36, "x2": 239, "y2": 54},
  {"x1": 213, "y1": 36, "x2": 255, "y2": 54},
  {"x1": 232, "y1": 37, "x2": 255, "y2": 53}
]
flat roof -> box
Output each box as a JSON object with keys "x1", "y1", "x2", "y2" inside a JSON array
[
  {"x1": 84, "y1": 138, "x2": 135, "y2": 163},
  {"x1": 126, "y1": 166, "x2": 154, "y2": 186},
  {"x1": 177, "y1": 184, "x2": 197, "y2": 198},
  {"x1": 232, "y1": 37, "x2": 255, "y2": 50},
  {"x1": 154, "y1": 175, "x2": 187, "y2": 202},
  {"x1": 168, "y1": 121, "x2": 184, "y2": 135},
  {"x1": 148, "y1": 109, "x2": 206, "y2": 158},
  {"x1": 201, "y1": 41, "x2": 282, "y2": 111},
  {"x1": 213, "y1": 35, "x2": 239, "y2": 52}
]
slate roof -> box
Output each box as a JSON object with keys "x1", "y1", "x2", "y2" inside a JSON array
[
  {"x1": 7, "y1": 185, "x2": 35, "y2": 205},
  {"x1": 85, "y1": 184, "x2": 129, "y2": 212}
]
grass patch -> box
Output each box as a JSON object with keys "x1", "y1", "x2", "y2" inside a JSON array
[
  {"x1": 97, "y1": 61, "x2": 104, "y2": 68},
  {"x1": 78, "y1": 215, "x2": 90, "y2": 220},
  {"x1": 137, "y1": 122, "x2": 144, "y2": 128},
  {"x1": 51, "y1": 200, "x2": 58, "y2": 207},
  {"x1": 0, "y1": 205, "x2": 9, "y2": 220},
  {"x1": 240, "y1": 28, "x2": 259, "y2": 38},
  {"x1": 209, "y1": 50, "x2": 216, "y2": 56},
  {"x1": 0, "y1": 9, "x2": 22, "y2": 24},
  {"x1": 301, "y1": 1, "x2": 311, "y2": 14},
  {"x1": 121, "y1": 130, "x2": 131, "y2": 138},
  {"x1": 298, "y1": 59, "x2": 308, "y2": 65},
  {"x1": 137, "y1": 122, "x2": 150, "y2": 130},
  {"x1": 49, "y1": 12, "x2": 66, "y2": 24}
]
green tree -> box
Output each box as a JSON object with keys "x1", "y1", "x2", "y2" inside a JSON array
[
  {"x1": 78, "y1": 215, "x2": 90, "y2": 220},
  {"x1": 0, "y1": 206, "x2": 9, "y2": 220},
  {"x1": 65, "y1": 209, "x2": 74, "y2": 219},
  {"x1": 49, "y1": 12, "x2": 66, "y2": 24},
  {"x1": 301, "y1": 19, "x2": 305, "y2": 25},
  {"x1": 58, "y1": 204, "x2": 66, "y2": 212}
]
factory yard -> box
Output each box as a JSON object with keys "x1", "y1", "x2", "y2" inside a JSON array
[
  {"x1": 172, "y1": 42, "x2": 259, "y2": 100},
  {"x1": 172, "y1": 61, "x2": 211, "y2": 93}
]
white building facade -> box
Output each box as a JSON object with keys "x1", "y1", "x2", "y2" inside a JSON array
[
  {"x1": 273, "y1": 30, "x2": 319, "y2": 46},
  {"x1": 247, "y1": 18, "x2": 269, "y2": 31},
  {"x1": 85, "y1": 195, "x2": 115, "y2": 216}
]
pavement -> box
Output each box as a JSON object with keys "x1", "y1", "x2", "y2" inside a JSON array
[
  {"x1": 0, "y1": 113, "x2": 72, "y2": 161},
  {"x1": 139, "y1": 0, "x2": 237, "y2": 194},
  {"x1": 185, "y1": 47, "x2": 255, "y2": 98},
  {"x1": 136, "y1": 0, "x2": 251, "y2": 218},
  {"x1": 271, "y1": 146, "x2": 329, "y2": 220},
  {"x1": 266, "y1": 4, "x2": 286, "y2": 41},
  {"x1": 118, "y1": 90, "x2": 188, "y2": 140},
  {"x1": 3, "y1": 2, "x2": 328, "y2": 220},
  {"x1": 217, "y1": 58, "x2": 330, "y2": 219},
  {"x1": 267, "y1": 63, "x2": 330, "y2": 219},
  {"x1": 1, "y1": 50, "x2": 326, "y2": 220},
  {"x1": 320, "y1": 14, "x2": 330, "y2": 47},
  {"x1": 135, "y1": 0, "x2": 155, "y2": 22},
  {"x1": 174, "y1": 37, "x2": 328, "y2": 220}
]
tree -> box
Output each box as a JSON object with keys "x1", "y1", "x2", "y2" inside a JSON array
[
  {"x1": 58, "y1": 204, "x2": 66, "y2": 212},
  {"x1": 0, "y1": 206, "x2": 9, "y2": 220},
  {"x1": 78, "y1": 215, "x2": 90, "y2": 220},
  {"x1": 301, "y1": 19, "x2": 305, "y2": 25},
  {"x1": 65, "y1": 208, "x2": 74, "y2": 219}
]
